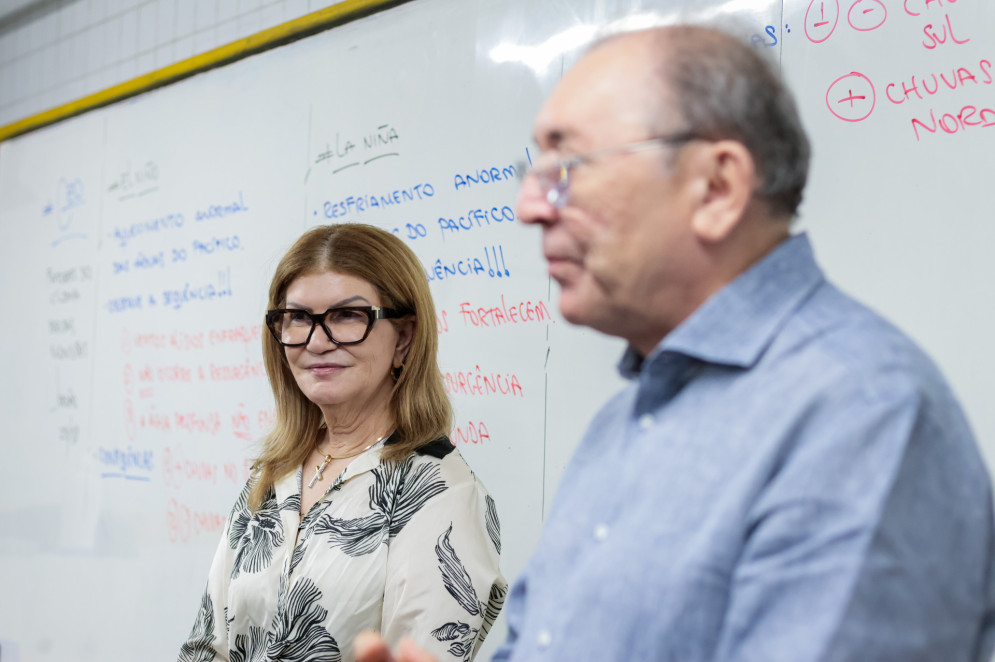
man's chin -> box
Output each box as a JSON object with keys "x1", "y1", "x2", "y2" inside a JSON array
[{"x1": 556, "y1": 293, "x2": 597, "y2": 328}]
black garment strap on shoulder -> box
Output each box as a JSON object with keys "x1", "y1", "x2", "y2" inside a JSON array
[
  {"x1": 414, "y1": 437, "x2": 455, "y2": 458},
  {"x1": 382, "y1": 435, "x2": 455, "y2": 458}
]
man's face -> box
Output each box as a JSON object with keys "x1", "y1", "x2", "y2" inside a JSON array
[{"x1": 518, "y1": 35, "x2": 704, "y2": 351}]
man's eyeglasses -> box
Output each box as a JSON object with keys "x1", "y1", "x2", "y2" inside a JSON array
[
  {"x1": 525, "y1": 132, "x2": 701, "y2": 208},
  {"x1": 265, "y1": 305, "x2": 409, "y2": 347}
]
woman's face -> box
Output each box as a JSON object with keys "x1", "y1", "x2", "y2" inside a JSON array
[{"x1": 282, "y1": 270, "x2": 413, "y2": 415}]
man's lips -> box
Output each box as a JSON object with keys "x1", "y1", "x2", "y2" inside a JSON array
[{"x1": 545, "y1": 254, "x2": 579, "y2": 277}]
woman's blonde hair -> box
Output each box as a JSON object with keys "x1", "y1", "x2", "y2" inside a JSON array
[{"x1": 249, "y1": 223, "x2": 452, "y2": 510}]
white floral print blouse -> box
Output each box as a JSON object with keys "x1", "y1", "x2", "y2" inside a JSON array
[{"x1": 179, "y1": 438, "x2": 506, "y2": 662}]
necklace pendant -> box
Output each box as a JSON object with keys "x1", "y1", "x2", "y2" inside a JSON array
[{"x1": 308, "y1": 460, "x2": 329, "y2": 489}]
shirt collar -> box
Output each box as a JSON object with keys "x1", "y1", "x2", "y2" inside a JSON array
[{"x1": 620, "y1": 233, "x2": 824, "y2": 378}]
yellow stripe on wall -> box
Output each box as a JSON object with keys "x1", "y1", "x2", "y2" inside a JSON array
[{"x1": 0, "y1": 0, "x2": 412, "y2": 143}]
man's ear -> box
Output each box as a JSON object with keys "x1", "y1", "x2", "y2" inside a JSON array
[
  {"x1": 689, "y1": 140, "x2": 757, "y2": 243},
  {"x1": 393, "y1": 317, "x2": 415, "y2": 369}
]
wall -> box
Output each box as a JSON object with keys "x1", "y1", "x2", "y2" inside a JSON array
[{"x1": 0, "y1": 0, "x2": 357, "y2": 129}]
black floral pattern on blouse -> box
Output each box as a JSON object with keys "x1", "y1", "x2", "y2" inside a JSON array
[
  {"x1": 178, "y1": 587, "x2": 217, "y2": 662},
  {"x1": 315, "y1": 456, "x2": 447, "y2": 556},
  {"x1": 430, "y1": 524, "x2": 506, "y2": 660},
  {"x1": 265, "y1": 575, "x2": 342, "y2": 662},
  {"x1": 229, "y1": 625, "x2": 266, "y2": 662},
  {"x1": 484, "y1": 495, "x2": 501, "y2": 554},
  {"x1": 227, "y1": 483, "x2": 297, "y2": 579}
]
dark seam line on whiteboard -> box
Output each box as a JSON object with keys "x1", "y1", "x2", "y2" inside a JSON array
[
  {"x1": 305, "y1": 106, "x2": 313, "y2": 184},
  {"x1": 87, "y1": 115, "x2": 110, "y2": 508},
  {"x1": 542, "y1": 370, "x2": 548, "y2": 516},
  {"x1": 333, "y1": 162, "x2": 360, "y2": 174},
  {"x1": 543, "y1": 267, "x2": 553, "y2": 516},
  {"x1": 779, "y1": 2, "x2": 784, "y2": 69},
  {"x1": 364, "y1": 152, "x2": 399, "y2": 164}
]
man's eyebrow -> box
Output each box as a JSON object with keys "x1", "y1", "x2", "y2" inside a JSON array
[{"x1": 534, "y1": 129, "x2": 568, "y2": 151}]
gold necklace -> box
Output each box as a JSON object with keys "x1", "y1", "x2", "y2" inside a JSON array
[{"x1": 308, "y1": 435, "x2": 384, "y2": 488}]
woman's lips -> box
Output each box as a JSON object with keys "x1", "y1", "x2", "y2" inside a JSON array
[{"x1": 307, "y1": 363, "x2": 346, "y2": 376}]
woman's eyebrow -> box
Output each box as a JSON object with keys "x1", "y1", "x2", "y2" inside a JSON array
[{"x1": 284, "y1": 294, "x2": 371, "y2": 310}]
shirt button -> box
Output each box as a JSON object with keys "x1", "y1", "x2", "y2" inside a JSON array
[
  {"x1": 638, "y1": 413, "x2": 654, "y2": 430},
  {"x1": 537, "y1": 630, "x2": 552, "y2": 648},
  {"x1": 594, "y1": 524, "x2": 609, "y2": 541}
]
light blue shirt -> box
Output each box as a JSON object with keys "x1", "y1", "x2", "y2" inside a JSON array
[{"x1": 494, "y1": 233, "x2": 995, "y2": 662}]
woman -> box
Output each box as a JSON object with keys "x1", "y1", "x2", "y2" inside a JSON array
[{"x1": 179, "y1": 224, "x2": 506, "y2": 662}]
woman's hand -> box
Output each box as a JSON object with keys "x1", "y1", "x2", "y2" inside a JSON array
[{"x1": 354, "y1": 632, "x2": 441, "y2": 662}]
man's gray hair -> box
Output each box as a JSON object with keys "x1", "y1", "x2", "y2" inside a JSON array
[{"x1": 598, "y1": 24, "x2": 811, "y2": 219}]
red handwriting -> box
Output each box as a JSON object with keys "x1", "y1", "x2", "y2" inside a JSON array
[
  {"x1": 224, "y1": 460, "x2": 254, "y2": 483},
  {"x1": 452, "y1": 420, "x2": 491, "y2": 445},
  {"x1": 122, "y1": 359, "x2": 267, "y2": 386},
  {"x1": 134, "y1": 332, "x2": 167, "y2": 349},
  {"x1": 140, "y1": 409, "x2": 222, "y2": 435},
  {"x1": 125, "y1": 325, "x2": 264, "y2": 352},
  {"x1": 135, "y1": 402, "x2": 272, "y2": 440},
  {"x1": 170, "y1": 330, "x2": 205, "y2": 350},
  {"x1": 806, "y1": 0, "x2": 841, "y2": 43},
  {"x1": 258, "y1": 407, "x2": 275, "y2": 432},
  {"x1": 437, "y1": 310, "x2": 449, "y2": 334},
  {"x1": 886, "y1": 59, "x2": 993, "y2": 105},
  {"x1": 209, "y1": 359, "x2": 266, "y2": 381},
  {"x1": 811, "y1": 0, "x2": 969, "y2": 47},
  {"x1": 911, "y1": 104, "x2": 995, "y2": 140},
  {"x1": 208, "y1": 325, "x2": 263, "y2": 345},
  {"x1": 232, "y1": 405, "x2": 252, "y2": 441},
  {"x1": 922, "y1": 12, "x2": 970, "y2": 49},
  {"x1": 905, "y1": 0, "x2": 960, "y2": 17},
  {"x1": 161, "y1": 445, "x2": 238, "y2": 488},
  {"x1": 458, "y1": 295, "x2": 553, "y2": 328},
  {"x1": 166, "y1": 498, "x2": 226, "y2": 543},
  {"x1": 826, "y1": 72, "x2": 876, "y2": 122},
  {"x1": 135, "y1": 363, "x2": 194, "y2": 383},
  {"x1": 176, "y1": 410, "x2": 222, "y2": 434},
  {"x1": 848, "y1": 0, "x2": 886, "y2": 32},
  {"x1": 444, "y1": 366, "x2": 523, "y2": 397},
  {"x1": 125, "y1": 398, "x2": 136, "y2": 441}
]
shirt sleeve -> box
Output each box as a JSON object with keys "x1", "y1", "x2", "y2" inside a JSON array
[
  {"x1": 380, "y1": 457, "x2": 507, "y2": 662},
  {"x1": 177, "y1": 484, "x2": 247, "y2": 662},
  {"x1": 712, "y1": 376, "x2": 995, "y2": 662}
]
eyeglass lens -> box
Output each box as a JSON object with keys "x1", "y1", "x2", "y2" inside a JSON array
[
  {"x1": 276, "y1": 308, "x2": 372, "y2": 345},
  {"x1": 535, "y1": 162, "x2": 569, "y2": 207}
]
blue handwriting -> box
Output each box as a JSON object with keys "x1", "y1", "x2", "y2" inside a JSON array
[
  {"x1": 323, "y1": 182, "x2": 435, "y2": 219},
  {"x1": 439, "y1": 206, "x2": 516, "y2": 240},
  {"x1": 97, "y1": 445, "x2": 154, "y2": 480},
  {"x1": 426, "y1": 245, "x2": 511, "y2": 282},
  {"x1": 195, "y1": 192, "x2": 249, "y2": 222},
  {"x1": 454, "y1": 164, "x2": 518, "y2": 191}
]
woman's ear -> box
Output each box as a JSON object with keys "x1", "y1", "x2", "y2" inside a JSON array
[
  {"x1": 689, "y1": 140, "x2": 757, "y2": 243},
  {"x1": 393, "y1": 317, "x2": 416, "y2": 369}
]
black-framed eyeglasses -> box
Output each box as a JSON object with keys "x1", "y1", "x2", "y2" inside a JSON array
[
  {"x1": 525, "y1": 132, "x2": 701, "y2": 208},
  {"x1": 265, "y1": 305, "x2": 409, "y2": 347}
]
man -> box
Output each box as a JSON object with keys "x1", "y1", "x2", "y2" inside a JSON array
[{"x1": 358, "y1": 24, "x2": 995, "y2": 662}]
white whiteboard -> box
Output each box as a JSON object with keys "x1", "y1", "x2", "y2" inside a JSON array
[{"x1": 1, "y1": 0, "x2": 992, "y2": 660}]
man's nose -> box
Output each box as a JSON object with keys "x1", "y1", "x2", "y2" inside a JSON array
[{"x1": 517, "y1": 174, "x2": 558, "y2": 227}]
